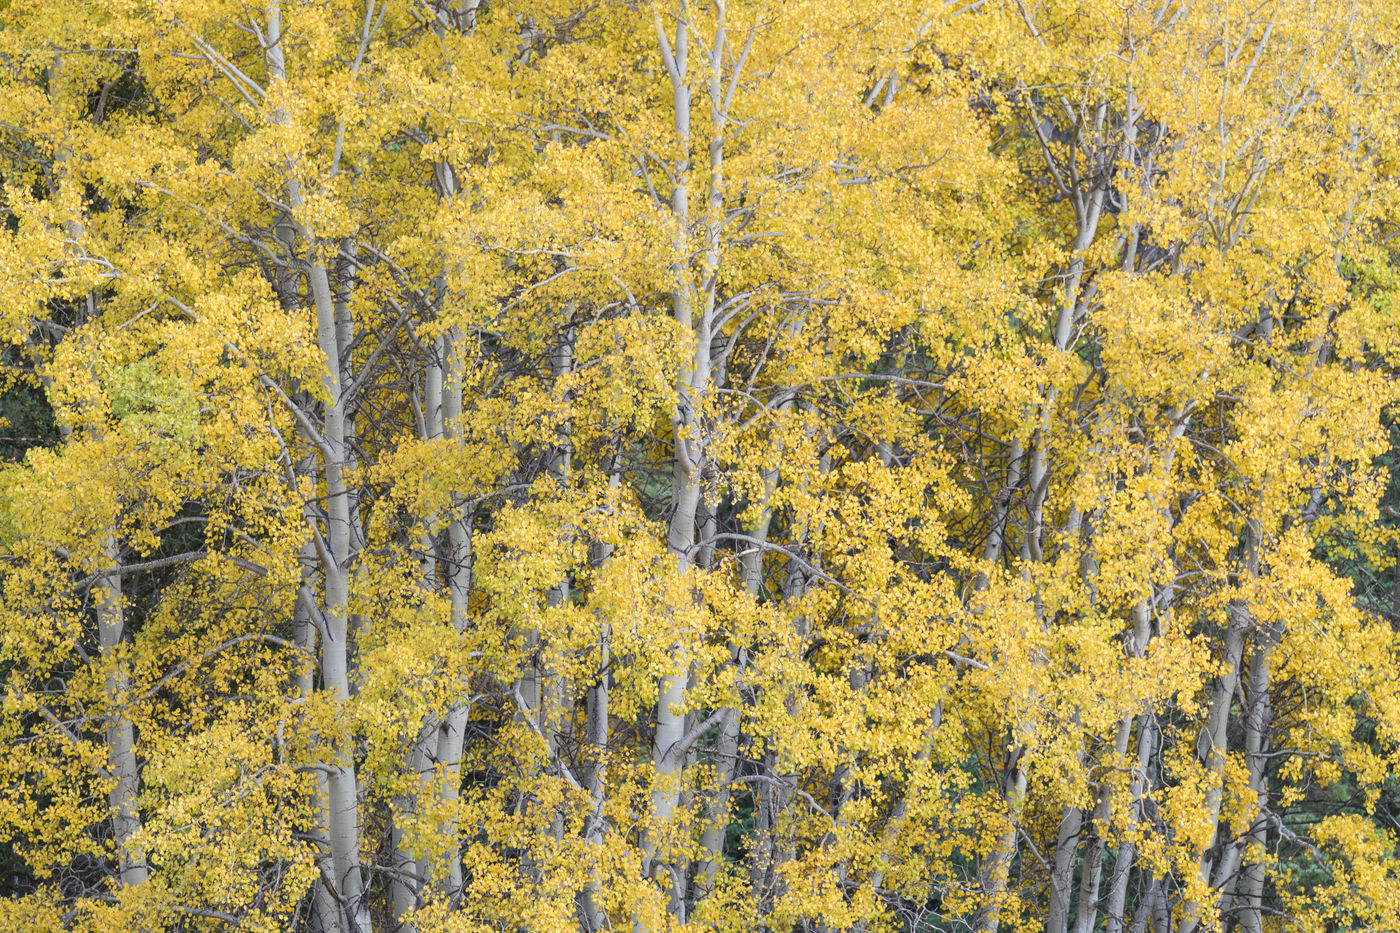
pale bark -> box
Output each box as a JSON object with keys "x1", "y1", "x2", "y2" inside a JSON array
[
  {"x1": 1071, "y1": 703, "x2": 1133, "y2": 933},
  {"x1": 644, "y1": 658, "x2": 691, "y2": 916},
  {"x1": 1176, "y1": 596, "x2": 1251, "y2": 933},
  {"x1": 389, "y1": 331, "x2": 450, "y2": 929},
  {"x1": 434, "y1": 487, "x2": 472, "y2": 898},
  {"x1": 983, "y1": 87, "x2": 1147, "y2": 931},
  {"x1": 413, "y1": 58, "x2": 477, "y2": 889},
  {"x1": 1210, "y1": 634, "x2": 1274, "y2": 933},
  {"x1": 391, "y1": 330, "x2": 448, "y2": 926},
  {"x1": 696, "y1": 468, "x2": 772, "y2": 899},
  {"x1": 1104, "y1": 713, "x2": 1160, "y2": 933},
  {"x1": 95, "y1": 538, "x2": 148, "y2": 888},
  {"x1": 295, "y1": 538, "x2": 341, "y2": 931},
  {"x1": 751, "y1": 441, "x2": 824, "y2": 913},
  {"x1": 643, "y1": 2, "x2": 702, "y2": 921},
  {"x1": 579, "y1": 470, "x2": 618, "y2": 933},
  {"x1": 1073, "y1": 417, "x2": 1189, "y2": 933},
  {"x1": 400, "y1": 327, "x2": 472, "y2": 909},
  {"x1": 46, "y1": 54, "x2": 148, "y2": 891},
  {"x1": 541, "y1": 326, "x2": 575, "y2": 848},
  {"x1": 978, "y1": 131, "x2": 1108, "y2": 925},
  {"x1": 265, "y1": 4, "x2": 369, "y2": 928},
  {"x1": 974, "y1": 750, "x2": 1028, "y2": 933},
  {"x1": 1045, "y1": 799, "x2": 1083, "y2": 933},
  {"x1": 578, "y1": 622, "x2": 611, "y2": 932},
  {"x1": 434, "y1": 332, "x2": 471, "y2": 900}
]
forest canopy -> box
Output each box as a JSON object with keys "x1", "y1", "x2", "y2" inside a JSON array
[{"x1": 2, "y1": 0, "x2": 1400, "y2": 931}]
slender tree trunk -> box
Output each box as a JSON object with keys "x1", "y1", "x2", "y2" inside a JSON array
[
  {"x1": 95, "y1": 539, "x2": 148, "y2": 888},
  {"x1": 642, "y1": 4, "x2": 703, "y2": 923},
  {"x1": 1210, "y1": 635, "x2": 1274, "y2": 933},
  {"x1": 696, "y1": 469, "x2": 772, "y2": 899},
  {"x1": 578, "y1": 470, "x2": 618, "y2": 932},
  {"x1": 434, "y1": 491, "x2": 472, "y2": 898},
  {"x1": 398, "y1": 328, "x2": 473, "y2": 911},
  {"x1": 1034, "y1": 118, "x2": 1144, "y2": 931},
  {"x1": 265, "y1": 5, "x2": 369, "y2": 928},
  {"x1": 542, "y1": 324, "x2": 575, "y2": 848},
  {"x1": 973, "y1": 742, "x2": 1027, "y2": 933},
  {"x1": 294, "y1": 537, "x2": 342, "y2": 931},
  {"x1": 578, "y1": 624, "x2": 611, "y2": 932},
  {"x1": 390, "y1": 333, "x2": 448, "y2": 929},
  {"x1": 1071, "y1": 710, "x2": 1133, "y2": 933},
  {"x1": 1046, "y1": 798, "x2": 1083, "y2": 933},
  {"x1": 1104, "y1": 712, "x2": 1160, "y2": 933},
  {"x1": 419, "y1": 109, "x2": 475, "y2": 899},
  {"x1": 750, "y1": 440, "x2": 824, "y2": 917},
  {"x1": 434, "y1": 333, "x2": 471, "y2": 895},
  {"x1": 1177, "y1": 593, "x2": 1252, "y2": 933},
  {"x1": 47, "y1": 54, "x2": 148, "y2": 892}
]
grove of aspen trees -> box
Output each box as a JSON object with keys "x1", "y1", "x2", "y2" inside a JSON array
[{"x1": 3, "y1": 0, "x2": 1400, "y2": 930}]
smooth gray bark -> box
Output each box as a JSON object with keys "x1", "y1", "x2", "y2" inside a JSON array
[
  {"x1": 95, "y1": 538, "x2": 148, "y2": 888},
  {"x1": 642, "y1": 3, "x2": 702, "y2": 923},
  {"x1": 265, "y1": 5, "x2": 369, "y2": 928}
]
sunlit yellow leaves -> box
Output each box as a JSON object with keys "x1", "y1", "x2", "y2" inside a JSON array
[{"x1": 2, "y1": 0, "x2": 1400, "y2": 929}]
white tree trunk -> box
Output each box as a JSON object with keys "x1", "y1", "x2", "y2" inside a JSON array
[
  {"x1": 641, "y1": 4, "x2": 703, "y2": 923},
  {"x1": 95, "y1": 538, "x2": 148, "y2": 888},
  {"x1": 265, "y1": 5, "x2": 369, "y2": 928}
]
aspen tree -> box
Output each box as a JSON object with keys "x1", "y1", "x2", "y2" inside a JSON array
[{"x1": 1, "y1": 0, "x2": 1400, "y2": 931}]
